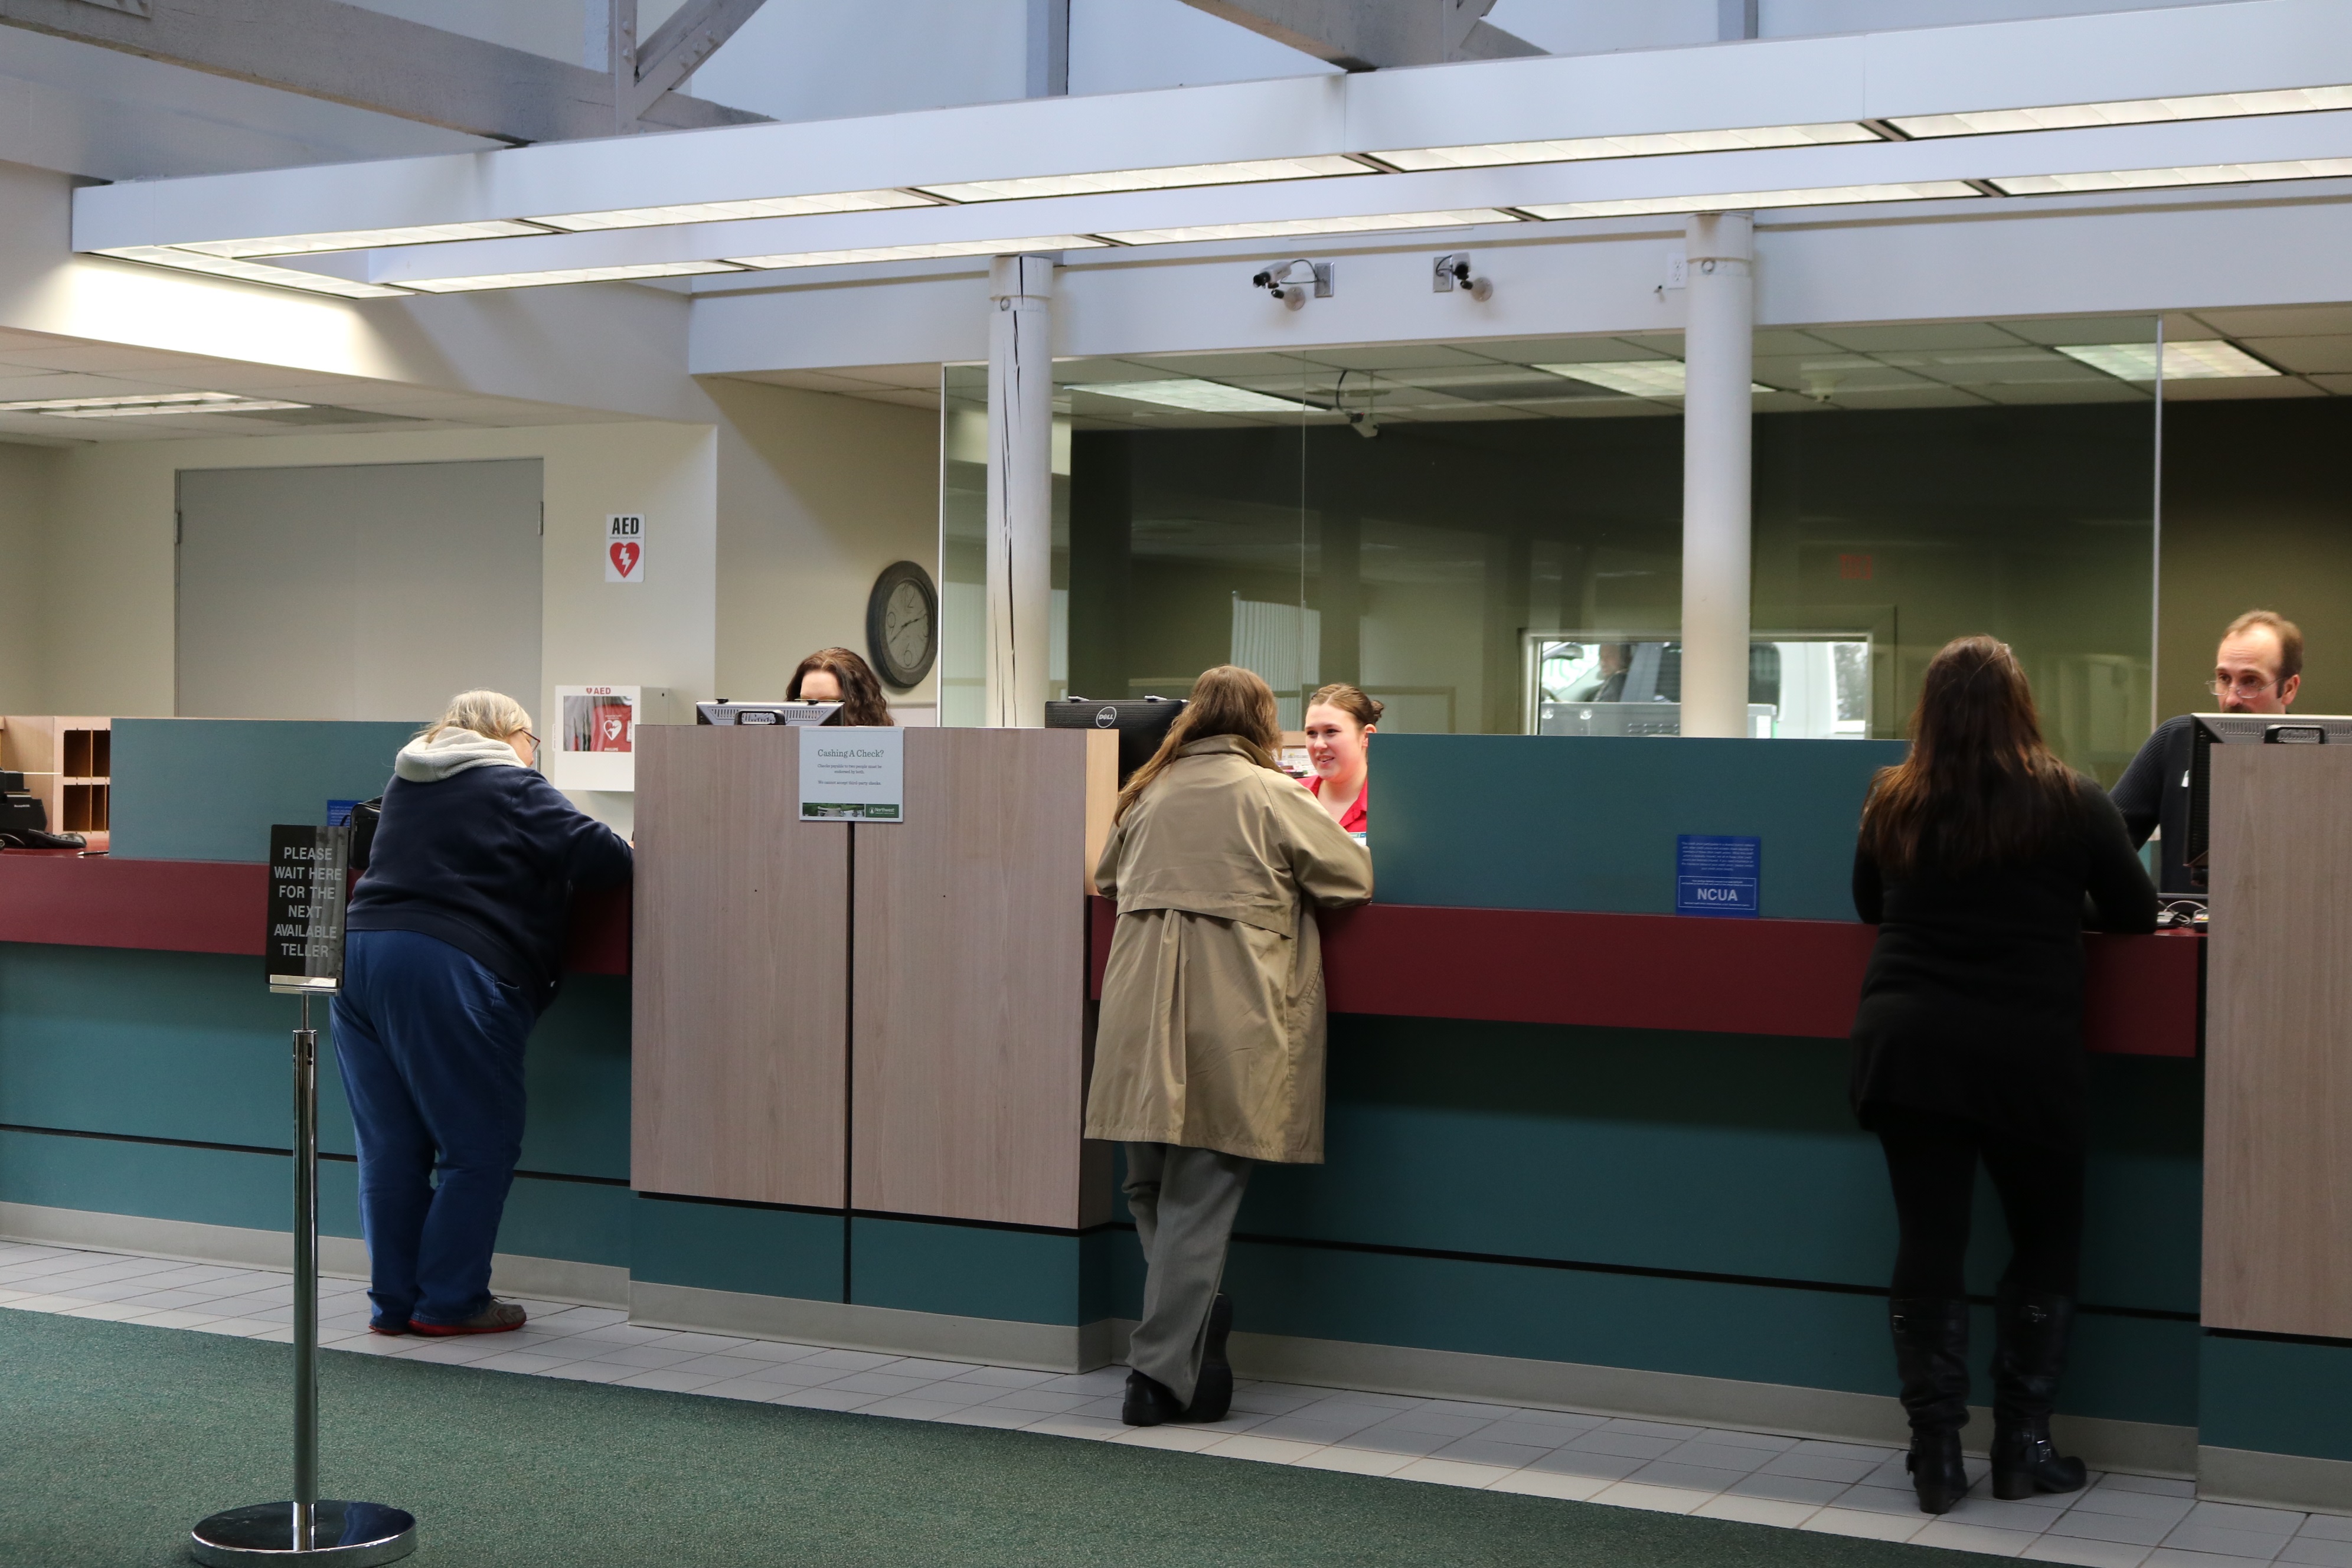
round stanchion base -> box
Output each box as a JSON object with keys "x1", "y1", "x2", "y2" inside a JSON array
[{"x1": 190, "y1": 1501, "x2": 416, "y2": 1565}]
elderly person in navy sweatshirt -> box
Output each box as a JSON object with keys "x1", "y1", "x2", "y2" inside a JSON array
[{"x1": 336, "y1": 690, "x2": 632, "y2": 1337}]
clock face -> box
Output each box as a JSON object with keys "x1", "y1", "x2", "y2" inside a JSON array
[
  {"x1": 866, "y1": 561, "x2": 937, "y2": 687},
  {"x1": 885, "y1": 582, "x2": 929, "y2": 665}
]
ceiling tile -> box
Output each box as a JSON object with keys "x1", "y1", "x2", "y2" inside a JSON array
[
  {"x1": 1998, "y1": 316, "x2": 2163, "y2": 347},
  {"x1": 2237, "y1": 336, "x2": 2352, "y2": 374},
  {"x1": 1968, "y1": 381, "x2": 2150, "y2": 405},
  {"x1": 1808, "y1": 323, "x2": 2028, "y2": 353},
  {"x1": 1289, "y1": 345, "x2": 1497, "y2": 371},
  {"x1": 2156, "y1": 376, "x2": 2327, "y2": 401},
  {"x1": 2190, "y1": 306, "x2": 2352, "y2": 339}
]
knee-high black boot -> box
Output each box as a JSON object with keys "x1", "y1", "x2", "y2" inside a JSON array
[
  {"x1": 1890, "y1": 1297, "x2": 1972, "y2": 1514},
  {"x1": 1991, "y1": 1286, "x2": 2086, "y2": 1500}
]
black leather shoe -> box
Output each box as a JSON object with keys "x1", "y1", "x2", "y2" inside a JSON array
[
  {"x1": 1121, "y1": 1370, "x2": 1185, "y2": 1427},
  {"x1": 1889, "y1": 1296, "x2": 1972, "y2": 1514},
  {"x1": 1991, "y1": 1287, "x2": 2087, "y2": 1500},
  {"x1": 1176, "y1": 1292, "x2": 1236, "y2": 1423}
]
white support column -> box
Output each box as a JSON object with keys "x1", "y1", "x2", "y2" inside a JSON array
[
  {"x1": 986, "y1": 254, "x2": 1056, "y2": 729},
  {"x1": 1680, "y1": 211, "x2": 1755, "y2": 739}
]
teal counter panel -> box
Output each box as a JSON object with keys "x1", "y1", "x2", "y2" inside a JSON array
[
  {"x1": 0, "y1": 1127, "x2": 357, "y2": 1237},
  {"x1": 496, "y1": 1178, "x2": 631, "y2": 1269},
  {"x1": 0, "y1": 946, "x2": 629, "y2": 1181},
  {"x1": 630, "y1": 1194, "x2": 843, "y2": 1303},
  {"x1": 1372, "y1": 734, "x2": 1904, "y2": 918},
  {"x1": 1234, "y1": 1018, "x2": 2202, "y2": 1314},
  {"x1": 849, "y1": 1217, "x2": 1103, "y2": 1327},
  {"x1": 2201, "y1": 1334, "x2": 2352, "y2": 1464},
  {"x1": 110, "y1": 718, "x2": 416, "y2": 863}
]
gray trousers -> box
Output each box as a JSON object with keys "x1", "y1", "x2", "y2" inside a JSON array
[{"x1": 1122, "y1": 1142, "x2": 1253, "y2": 1404}]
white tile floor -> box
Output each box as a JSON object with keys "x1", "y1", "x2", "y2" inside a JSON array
[{"x1": 5, "y1": 1238, "x2": 2348, "y2": 1566}]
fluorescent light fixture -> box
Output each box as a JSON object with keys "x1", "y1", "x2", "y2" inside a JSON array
[
  {"x1": 1520, "y1": 182, "x2": 1981, "y2": 220},
  {"x1": 0, "y1": 391, "x2": 308, "y2": 417},
  {"x1": 1096, "y1": 210, "x2": 1517, "y2": 246},
  {"x1": 1892, "y1": 84, "x2": 2352, "y2": 139},
  {"x1": 530, "y1": 190, "x2": 936, "y2": 231},
  {"x1": 1988, "y1": 158, "x2": 2352, "y2": 196},
  {"x1": 398, "y1": 260, "x2": 747, "y2": 293},
  {"x1": 1072, "y1": 380, "x2": 1309, "y2": 414},
  {"x1": 916, "y1": 155, "x2": 1373, "y2": 203},
  {"x1": 726, "y1": 236, "x2": 1110, "y2": 269},
  {"x1": 1373, "y1": 122, "x2": 1877, "y2": 172},
  {"x1": 2056, "y1": 341, "x2": 2281, "y2": 380},
  {"x1": 95, "y1": 246, "x2": 411, "y2": 299},
  {"x1": 176, "y1": 221, "x2": 553, "y2": 258},
  {"x1": 1534, "y1": 362, "x2": 1774, "y2": 397}
]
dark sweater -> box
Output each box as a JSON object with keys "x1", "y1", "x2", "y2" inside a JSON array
[
  {"x1": 1849, "y1": 775, "x2": 2157, "y2": 1151},
  {"x1": 349, "y1": 766, "x2": 632, "y2": 1011},
  {"x1": 2109, "y1": 714, "x2": 2196, "y2": 894}
]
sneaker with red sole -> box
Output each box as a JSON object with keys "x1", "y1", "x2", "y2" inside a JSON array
[{"x1": 408, "y1": 1298, "x2": 527, "y2": 1337}]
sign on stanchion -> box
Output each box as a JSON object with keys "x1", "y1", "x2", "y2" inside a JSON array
[{"x1": 191, "y1": 825, "x2": 417, "y2": 1567}]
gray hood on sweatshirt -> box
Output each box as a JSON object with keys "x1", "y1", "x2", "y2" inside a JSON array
[{"x1": 393, "y1": 728, "x2": 529, "y2": 783}]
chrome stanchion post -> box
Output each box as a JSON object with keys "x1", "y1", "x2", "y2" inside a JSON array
[
  {"x1": 192, "y1": 823, "x2": 414, "y2": 1567},
  {"x1": 293, "y1": 992, "x2": 319, "y2": 1551}
]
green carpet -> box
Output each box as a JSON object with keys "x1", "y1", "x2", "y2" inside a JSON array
[{"x1": 0, "y1": 1308, "x2": 1981, "y2": 1567}]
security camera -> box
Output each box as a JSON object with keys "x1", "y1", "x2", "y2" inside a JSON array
[
  {"x1": 1255, "y1": 259, "x2": 1332, "y2": 309},
  {"x1": 1433, "y1": 253, "x2": 1494, "y2": 302}
]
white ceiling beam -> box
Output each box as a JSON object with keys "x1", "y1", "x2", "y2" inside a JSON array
[
  {"x1": 325, "y1": 109, "x2": 2352, "y2": 288},
  {"x1": 67, "y1": 0, "x2": 2352, "y2": 252},
  {"x1": 1177, "y1": 0, "x2": 1542, "y2": 70},
  {"x1": 0, "y1": 0, "x2": 765, "y2": 145},
  {"x1": 627, "y1": 0, "x2": 769, "y2": 123}
]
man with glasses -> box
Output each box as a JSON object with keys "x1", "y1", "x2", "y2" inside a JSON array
[{"x1": 2112, "y1": 609, "x2": 2304, "y2": 894}]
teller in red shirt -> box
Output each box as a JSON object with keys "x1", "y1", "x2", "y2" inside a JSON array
[{"x1": 1302, "y1": 683, "x2": 1380, "y2": 841}]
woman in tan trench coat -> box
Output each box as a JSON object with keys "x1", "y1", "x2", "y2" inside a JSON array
[{"x1": 1085, "y1": 665, "x2": 1373, "y2": 1427}]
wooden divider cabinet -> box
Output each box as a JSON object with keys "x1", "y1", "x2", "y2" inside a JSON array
[
  {"x1": 631, "y1": 724, "x2": 1116, "y2": 1231},
  {"x1": 0, "y1": 716, "x2": 112, "y2": 850}
]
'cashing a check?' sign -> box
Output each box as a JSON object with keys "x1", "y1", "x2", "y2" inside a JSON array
[{"x1": 800, "y1": 727, "x2": 904, "y2": 822}]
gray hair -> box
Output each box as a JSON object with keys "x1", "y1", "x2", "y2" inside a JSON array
[{"x1": 420, "y1": 690, "x2": 533, "y2": 746}]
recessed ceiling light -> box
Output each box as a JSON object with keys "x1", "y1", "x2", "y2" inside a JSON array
[
  {"x1": 1072, "y1": 381, "x2": 1309, "y2": 414},
  {"x1": 95, "y1": 247, "x2": 411, "y2": 299},
  {"x1": 398, "y1": 260, "x2": 748, "y2": 292},
  {"x1": 2055, "y1": 341, "x2": 2281, "y2": 380},
  {"x1": 726, "y1": 235, "x2": 1111, "y2": 269},
  {"x1": 530, "y1": 190, "x2": 937, "y2": 231},
  {"x1": 1534, "y1": 362, "x2": 1773, "y2": 397},
  {"x1": 1372, "y1": 122, "x2": 1878, "y2": 173},
  {"x1": 1095, "y1": 210, "x2": 1517, "y2": 246},
  {"x1": 1520, "y1": 182, "x2": 1981, "y2": 220},
  {"x1": 175, "y1": 221, "x2": 554, "y2": 259},
  {"x1": 916, "y1": 155, "x2": 1375, "y2": 203},
  {"x1": 1891, "y1": 84, "x2": 2352, "y2": 139},
  {"x1": 1988, "y1": 158, "x2": 2352, "y2": 196},
  {"x1": 0, "y1": 391, "x2": 308, "y2": 417}
]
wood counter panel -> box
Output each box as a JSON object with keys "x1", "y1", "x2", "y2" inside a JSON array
[
  {"x1": 2204, "y1": 744, "x2": 2352, "y2": 1335},
  {"x1": 632, "y1": 726, "x2": 847, "y2": 1207},
  {"x1": 851, "y1": 729, "x2": 1113, "y2": 1230}
]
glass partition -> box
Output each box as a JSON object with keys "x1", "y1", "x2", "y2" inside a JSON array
[{"x1": 947, "y1": 319, "x2": 2164, "y2": 780}]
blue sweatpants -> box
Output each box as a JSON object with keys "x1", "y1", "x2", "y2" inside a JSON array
[{"x1": 332, "y1": 928, "x2": 535, "y2": 1329}]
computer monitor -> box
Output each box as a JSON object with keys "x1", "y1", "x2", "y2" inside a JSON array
[
  {"x1": 694, "y1": 700, "x2": 842, "y2": 727},
  {"x1": 1046, "y1": 697, "x2": 1188, "y2": 785},
  {"x1": 2185, "y1": 712, "x2": 2352, "y2": 878}
]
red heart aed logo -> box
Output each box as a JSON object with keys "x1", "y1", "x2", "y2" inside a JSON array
[{"x1": 610, "y1": 541, "x2": 640, "y2": 577}]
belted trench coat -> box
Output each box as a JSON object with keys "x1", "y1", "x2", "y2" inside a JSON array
[{"x1": 1083, "y1": 735, "x2": 1374, "y2": 1164}]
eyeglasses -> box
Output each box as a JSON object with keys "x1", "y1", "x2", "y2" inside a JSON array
[
  {"x1": 518, "y1": 731, "x2": 541, "y2": 749},
  {"x1": 2208, "y1": 675, "x2": 2280, "y2": 698}
]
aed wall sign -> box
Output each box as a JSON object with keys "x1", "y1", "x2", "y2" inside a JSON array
[
  {"x1": 1676, "y1": 834, "x2": 1761, "y2": 918},
  {"x1": 606, "y1": 513, "x2": 646, "y2": 583}
]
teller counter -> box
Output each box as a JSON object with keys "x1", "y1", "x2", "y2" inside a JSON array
[{"x1": 21, "y1": 718, "x2": 2352, "y2": 1511}]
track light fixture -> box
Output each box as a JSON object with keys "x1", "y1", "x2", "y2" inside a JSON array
[
  {"x1": 1252, "y1": 258, "x2": 1332, "y2": 311},
  {"x1": 1433, "y1": 253, "x2": 1493, "y2": 302}
]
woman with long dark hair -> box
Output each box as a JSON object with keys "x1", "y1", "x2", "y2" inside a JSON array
[
  {"x1": 1853, "y1": 637, "x2": 2155, "y2": 1513},
  {"x1": 788, "y1": 646, "x2": 894, "y2": 726},
  {"x1": 1086, "y1": 666, "x2": 1373, "y2": 1426}
]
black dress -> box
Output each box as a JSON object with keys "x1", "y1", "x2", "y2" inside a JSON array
[{"x1": 1850, "y1": 775, "x2": 2158, "y2": 1153}]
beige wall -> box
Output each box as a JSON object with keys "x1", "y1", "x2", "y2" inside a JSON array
[
  {"x1": 0, "y1": 442, "x2": 61, "y2": 713},
  {"x1": 710, "y1": 378, "x2": 942, "y2": 722},
  {"x1": 24, "y1": 423, "x2": 720, "y2": 739}
]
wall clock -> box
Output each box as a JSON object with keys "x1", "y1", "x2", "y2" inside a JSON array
[{"x1": 866, "y1": 560, "x2": 938, "y2": 689}]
